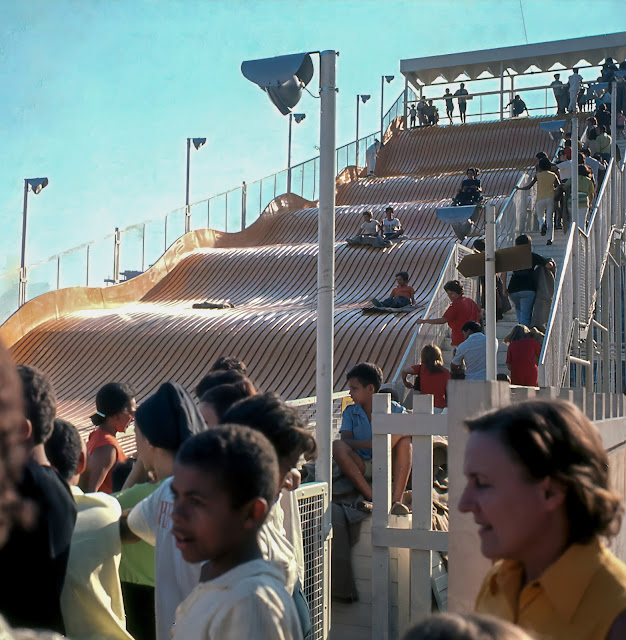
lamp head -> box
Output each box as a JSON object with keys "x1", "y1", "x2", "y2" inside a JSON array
[
  {"x1": 360, "y1": 94, "x2": 371, "y2": 103},
  {"x1": 191, "y1": 138, "x2": 207, "y2": 150},
  {"x1": 293, "y1": 113, "x2": 306, "y2": 124},
  {"x1": 26, "y1": 178, "x2": 49, "y2": 194},
  {"x1": 384, "y1": 75, "x2": 395, "y2": 84},
  {"x1": 241, "y1": 53, "x2": 314, "y2": 115}
]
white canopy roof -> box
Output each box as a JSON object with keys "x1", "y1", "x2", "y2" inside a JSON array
[{"x1": 401, "y1": 32, "x2": 626, "y2": 88}]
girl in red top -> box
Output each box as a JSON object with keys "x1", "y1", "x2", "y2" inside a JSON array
[
  {"x1": 401, "y1": 344, "x2": 451, "y2": 412},
  {"x1": 506, "y1": 325, "x2": 542, "y2": 386},
  {"x1": 415, "y1": 280, "x2": 481, "y2": 347},
  {"x1": 85, "y1": 382, "x2": 136, "y2": 493}
]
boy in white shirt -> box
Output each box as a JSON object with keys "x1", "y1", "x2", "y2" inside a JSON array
[{"x1": 170, "y1": 425, "x2": 303, "y2": 640}]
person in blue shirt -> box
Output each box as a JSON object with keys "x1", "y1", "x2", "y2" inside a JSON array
[{"x1": 332, "y1": 362, "x2": 412, "y2": 515}]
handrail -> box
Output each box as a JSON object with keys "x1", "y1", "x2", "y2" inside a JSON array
[
  {"x1": 392, "y1": 243, "x2": 474, "y2": 381},
  {"x1": 538, "y1": 224, "x2": 575, "y2": 365}
]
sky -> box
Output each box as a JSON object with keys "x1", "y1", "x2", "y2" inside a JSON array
[{"x1": 1, "y1": 0, "x2": 623, "y2": 285}]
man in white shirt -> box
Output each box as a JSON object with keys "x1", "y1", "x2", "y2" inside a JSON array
[
  {"x1": 568, "y1": 68, "x2": 584, "y2": 113},
  {"x1": 45, "y1": 418, "x2": 133, "y2": 640},
  {"x1": 581, "y1": 147, "x2": 601, "y2": 186},
  {"x1": 451, "y1": 322, "x2": 497, "y2": 381}
]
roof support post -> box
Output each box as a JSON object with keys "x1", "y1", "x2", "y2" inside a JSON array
[
  {"x1": 499, "y1": 61, "x2": 504, "y2": 121},
  {"x1": 403, "y1": 77, "x2": 408, "y2": 129}
]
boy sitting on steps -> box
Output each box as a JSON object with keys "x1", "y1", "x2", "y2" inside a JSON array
[{"x1": 332, "y1": 363, "x2": 412, "y2": 516}]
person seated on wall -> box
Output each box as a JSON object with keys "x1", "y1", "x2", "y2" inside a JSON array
[
  {"x1": 332, "y1": 363, "x2": 411, "y2": 516},
  {"x1": 452, "y1": 168, "x2": 482, "y2": 206},
  {"x1": 346, "y1": 211, "x2": 390, "y2": 248},
  {"x1": 371, "y1": 271, "x2": 415, "y2": 309},
  {"x1": 381, "y1": 206, "x2": 404, "y2": 240}
]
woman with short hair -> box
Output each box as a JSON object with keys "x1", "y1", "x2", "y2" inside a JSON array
[{"x1": 459, "y1": 399, "x2": 626, "y2": 639}]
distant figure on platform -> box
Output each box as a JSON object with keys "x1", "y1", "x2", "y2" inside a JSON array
[
  {"x1": 550, "y1": 73, "x2": 568, "y2": 114},
  {"x1": 567, "y1": 67, "x2": 584, "y2": 113},
  {"x1": 423, "y1": 99, "x2": 439, "y2": 126},
  {"x1": 455, "y1": 83, "x2": 469, "y2": 123},
  {"x1": 409, "y1": 103, "x2": 417, "y2": 128},
  {"x1": 417, "y1": 97, "x2": 428, "y2": 126},
  {"x1": 452, "y1": 168, "x2": 482, "y2": 206},
  {"x1": 507, "y1": 95, "x2": 528, "y2": 118},
  {"x1": 372, "y1": 271, "x2": 415, "y2": 308},
  {"x1": 505, "y1": 324, "x2": 541, "y2": 387},
  {"x1": 444, "y1": 88, "x2": 455, "y2": 123},
  {"x1": 366, "y1": 138, "x2": 381, "y2": 175},
  {"x1": 382, "y1": 205, "x2": 404, "y2": 240}
]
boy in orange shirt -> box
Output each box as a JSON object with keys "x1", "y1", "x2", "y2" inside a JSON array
[{"x1": 372, "y1": 271, "x2": 415, "y2": 308}]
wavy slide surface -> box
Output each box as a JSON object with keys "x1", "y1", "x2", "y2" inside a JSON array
[{"x1": 3, "y1": 117, "x2": 556, "y2": 446}]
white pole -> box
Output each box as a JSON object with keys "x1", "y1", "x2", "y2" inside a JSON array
[
  {"x1": 571, "y1": 118, "x2": 579, "y2": 229},
  {"x1": 380, "y1": 75, "x2": 385, "y2": 142},
  {"x1": 499, "y1": 63, "x2": 504, "y2": 121},
  {"x1": 287, "y1": 113, "x2": 293, "y2": 193},
  {"x1": 316, "y1": 50, "x2": 337, "y2": 504},
  {"x1": 355, "y1": 95, "x2": 360, "y2": 168},
  {"x1": 611, "y1": 81, "x2": 617, "y2": 226},
  {"x1": 19, "y1": 180, "x2": 29, "y2": 307},
  {"x1": 485, "y1": 203, "x2": 497, "y2": 380},
  {"x1": 185, "y1": 138, "x2": 191, "y2": 233}
]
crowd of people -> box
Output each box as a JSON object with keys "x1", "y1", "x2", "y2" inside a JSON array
[
  {"x1": 408, "y1": 83, "x2": 470, "y2": 128},
  {"x1": 0, "y1": 348, "x2": 321, "y2": 639}
]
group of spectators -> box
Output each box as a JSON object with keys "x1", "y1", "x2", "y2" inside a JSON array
[
  {"x1": 551, "y1": 58, "x2": 626, "y2": 117},
  {"x1": 408, "y1": 83, "x2": 470, "y2": 128},
  {"x1": 0, "y1": 349, "x2": 320, "y2": 640}
]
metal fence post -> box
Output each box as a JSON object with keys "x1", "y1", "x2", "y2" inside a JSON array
[
  {"x1": 86, "y1": 245, "x2": 90, "y2": 286},
  {"x1": 225, "y1": 191, "x2": 229, "y2": 232},
  {"x1": 241, "y1": 181, "x2": 247, "y2": 230},
  {"x1": 113, "y1": 227, "x2": 121, "y2": 285},
  {"x1": 57, "y1": 256, "x2": 61, "y2": 290},
  {"x1": 141, "y1": 223, "x2": 146, "y2": 272}
]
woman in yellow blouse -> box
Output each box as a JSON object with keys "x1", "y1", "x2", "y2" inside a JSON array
[{"x1": 459, "y1": 399, "x2": 626, "y2": 640}]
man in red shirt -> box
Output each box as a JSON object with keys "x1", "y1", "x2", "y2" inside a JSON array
[
  {"x1": 415, "y1": 280, "x2": 481, "y2": 347},
  {"x1": 372, "y1": 271, "x2": 415, "y2": 308}
]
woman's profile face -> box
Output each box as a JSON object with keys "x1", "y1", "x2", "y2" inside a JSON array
[{"x1": 458, "y1": 431, "x2": 556, "y2": 565}]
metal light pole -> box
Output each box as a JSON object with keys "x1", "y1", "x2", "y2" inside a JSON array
[
  {"x1": 485, "y1": 203, "x2": 497, "y2": 380},
  {"x1": 380, "y1": 75, "x2": 394, "y2": 142},
  {"x1": 185, "y1": 137, "x2": 206, "y2": 233},
  {"x1": 355, "y1": 94, "x2": 370, "y2": 168},
  {"x1": 19, "y1": 177, "x2": 49, "y2": 307},
  {"x1": 287, "y1": 113, "x2": 306, "y2": 193}
]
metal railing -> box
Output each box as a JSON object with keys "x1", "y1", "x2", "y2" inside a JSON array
[
  {"x1": 539, "y1": 159, "x2": 625, "y2": 392},
  {"x1": 393, "y1": 243, "x2": 476, "y2": 378}
]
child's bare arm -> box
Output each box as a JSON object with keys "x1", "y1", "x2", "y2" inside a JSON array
[{"x1": 119, "y1": 509, "x2": 140, "y2": 544}]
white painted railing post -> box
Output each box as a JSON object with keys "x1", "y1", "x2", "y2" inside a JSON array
[
  {"x1": 372, "y1": 393, "x2": 392, "y2": 639},
  {"x1": 409, "y1": 394, "x2": 434, "y2": 627}
]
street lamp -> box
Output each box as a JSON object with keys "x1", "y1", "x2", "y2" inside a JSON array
[
  {"x1": 355, "y1": 94, "x2": 371, "y2": 168},
  {"x1": 185, "y1": 137, "x2": 206, "y2": 233},
  {"x1": 19, "y1": 177, "x2": 49, "y2": 307},
  {"x1": 287, "y1": 113, "x2": 306, "y2": 193},
  {"x1": 242, "y1": 50, "x2": 337, "y2": 498},
  {"x1": 380, "y1": 75, "x2": 395, "y2": 141}
]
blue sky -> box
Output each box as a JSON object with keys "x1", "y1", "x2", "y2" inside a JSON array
[{"x1": 1, "y1": 0, "x2": 622, "y2": 280}]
